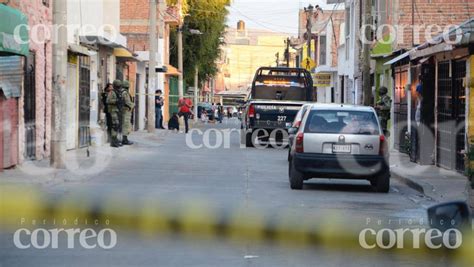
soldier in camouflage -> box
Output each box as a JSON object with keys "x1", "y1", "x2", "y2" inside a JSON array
[
  {"x1": 120, "y1": 80, "x2": 135, "y2": 145},
  {"x1": 106, "y1": 80, "x2": 123, "y2": 147},
  {"x1": 375, "y1": 86, "x2": 392, "y2": 132}
]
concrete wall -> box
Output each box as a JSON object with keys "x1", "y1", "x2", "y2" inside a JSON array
[
  {"x1": 6, "y1": 0, "x2": 53, "y2": 162},
  {"x1": 67, "y1": 0, "x2": 105, "y2": 44}
]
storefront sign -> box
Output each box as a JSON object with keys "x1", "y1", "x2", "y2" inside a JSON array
[{"x1": 313, "y1": 73, "x2": 332, "y2": 87}]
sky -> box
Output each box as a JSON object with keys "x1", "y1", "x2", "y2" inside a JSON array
[{"x1": 227, "y1": 0, "x2": 338, "y2": 35}]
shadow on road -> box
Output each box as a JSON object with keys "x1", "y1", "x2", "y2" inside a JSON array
[{"x1": 302, "y1": 180, "x2": 377, "y2": 193}]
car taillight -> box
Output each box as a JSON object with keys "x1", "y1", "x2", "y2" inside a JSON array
[
  {"x1": 379, "y1": 135, "x2": 387, "y2": 156},
  {"x1": 295, "y1": 132, "x2": 304, "y2": 153},
  {"x1": 248, "y1": 105, "x2": 255, "y2": 118}
]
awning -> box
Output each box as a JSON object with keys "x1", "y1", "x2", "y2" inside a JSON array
[
  {"x1": 384, "y1": 50, "x2": 412, "y2": 66},
  {"x1": 114, "y1": 48, "x2": 138, "y2": 61},
  {"x1": 410, "y1": 42, "x2": 453, "y2": 60},
  {"x1": 68, "y1": 44, "x2": 92, "y2": 56},
  {"x1": 165, "y1": 64, "x2": 181, "y2": 76},
  {"x1": 80, "y1": 34, "x2": 127, "y2": 49},
  {"x1": 0, "y1": 5, "x2": 29, "y2": 56}
]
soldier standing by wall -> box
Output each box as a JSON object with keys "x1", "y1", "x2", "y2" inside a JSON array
[
  {"x1": 375, "y1": 86, "x2": 392, "y2": 132},
  {"x1": 121, "y1": 80, "x2": 135, "y2": 145},
  {"x1": 101, "y1": 83, "x2": 113, "y2": 142},
  {"x1": 106, "y1": 80, "x2": 123, "y2": 148}
]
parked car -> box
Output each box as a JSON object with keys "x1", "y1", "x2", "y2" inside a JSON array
[
  {"x1": 198, "y1": 102, "x2": 212, "y2": 119},
  {"x1": 288, "y1": 103, "x2": 313, "y2": 161},
  {"x1": 288, "y1": 104, "x2": 390, "y2": 192}
]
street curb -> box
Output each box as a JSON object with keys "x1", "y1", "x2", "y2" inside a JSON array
[{"x1": 391, "y1": 170, "x2": 425, "y2": 195}]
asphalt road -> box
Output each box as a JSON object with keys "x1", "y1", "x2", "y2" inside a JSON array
[{"x1": 1, "y1": 119, "x2": 452, "y2": 267}]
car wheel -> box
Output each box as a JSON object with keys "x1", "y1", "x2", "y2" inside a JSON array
[
  {"x1": 245, "y1": 132, "x2": 254, "y2": 148},
  {"x1": 371, "y1": 172, "x2": 390, "y2": 193},
  {"x1": 289, "y1": 159, "x2": 304, "y2": 190}
]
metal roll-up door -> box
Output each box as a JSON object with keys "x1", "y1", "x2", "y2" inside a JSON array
[
  {"x1": 0, "y1": 56, "x2": 23, "y2": 99},
  {"x1": 0, "y1": 56, "x2": 23, "y2": 169}
]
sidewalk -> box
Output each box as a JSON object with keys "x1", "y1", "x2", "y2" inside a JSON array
[
  {"x1": 390, "y1": 151, "x2": 471, "y2": 205},
  {"x1": 0, "y1": 130, "x2": 169, "y2": 187}
]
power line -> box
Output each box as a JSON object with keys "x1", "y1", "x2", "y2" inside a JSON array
[{"x1": 228, "y1": 6, "x2": 294, "y2": 35}]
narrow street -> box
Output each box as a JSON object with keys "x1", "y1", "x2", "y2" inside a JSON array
[{"x1": 1, "y1": 119, "x2": 441, "y2": 267}]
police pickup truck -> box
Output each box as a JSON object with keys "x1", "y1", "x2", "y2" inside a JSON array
[{"x1": 241, "y1": 67, "x2": 314, "y2": 147}]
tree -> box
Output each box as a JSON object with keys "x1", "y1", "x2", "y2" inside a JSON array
[{"x1": 170, "y1": 0, "x2": 229, "y2": 91}]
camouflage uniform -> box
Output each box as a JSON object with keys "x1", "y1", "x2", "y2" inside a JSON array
[
  {"x1": 120, "y1": 80, "x2": 135, "y2": 145},
  {"x1": 376, "y1": 87, "x2": 392, "y2": 132},
  {"x1": 106, "y1": 80, "x2": 123, "y2": 147}
]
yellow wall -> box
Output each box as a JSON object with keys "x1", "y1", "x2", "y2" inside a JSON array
[{"x1": 224, "y1": 35, "x2": 288, "y2": 90}]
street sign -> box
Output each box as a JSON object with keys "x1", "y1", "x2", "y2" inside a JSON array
[
  {"x1": 301, "y1": 57, "x2": 316, "y2": 71},
  {"x1": 313, "y1": 73, "x2": 332, "y2": 87}
]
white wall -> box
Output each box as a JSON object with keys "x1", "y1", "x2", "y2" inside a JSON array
[
  {"x1": 67, "y1": 0, "x2": 105, "y2": 44},
  {"x1": 137, "y1": 62, "x2": 147, "y2": 131},
  {"x1": 67, "y1": 0, "x2": 123, "y2": 46}
]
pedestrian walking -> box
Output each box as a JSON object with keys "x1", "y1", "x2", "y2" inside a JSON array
[
  {"x1": 155, "y1": 90, "x2": 165, "y2": 129},
  {"x1": 101, "y1": 83, "x2": 113, "y2": 142},
  {"x1": 375, "y1": 86, "x2": 392, "y2": 132},
  {"x1": 178, "y1": 97, "x2": 193, "y2": 133},
  {"x1": 106, "y1": 80, "x2": 123, "y2": 147}
]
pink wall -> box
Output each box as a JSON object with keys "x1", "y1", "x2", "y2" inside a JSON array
[{"x1": 8, "y1": 0, "x2": 53, "y2": 161}]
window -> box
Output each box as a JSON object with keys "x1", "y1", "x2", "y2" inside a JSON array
[
  {"x1": 305, "y1": 110, "x2": 380, "y2": 135},
  {"x1": 319, "y1": 36, "x2": 327, "y2": 66}
]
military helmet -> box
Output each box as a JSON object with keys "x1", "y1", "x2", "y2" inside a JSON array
[
  {"x1": 122, "y1": 80, "x2": 130, "y2": 89},
  {"x1": 379, "y1": 86, "x2": 388, "y2": 95},
  {"x1": 113, "y1": 80, "x2": 122, "y2": 88}
]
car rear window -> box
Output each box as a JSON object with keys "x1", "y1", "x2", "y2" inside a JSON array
[{"x1": 304, "y1": 110, "x2": 380, "y2": 135}]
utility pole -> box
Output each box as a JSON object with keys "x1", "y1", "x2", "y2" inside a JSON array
[
  {"x1": 362, "y1": 0, "x2": 372, "y2": 106},
  {"x1": 194, "y1": 66, "x2": 199, "y2": 122},
  {"x1": 178, "y1": 27, "x2": 184, "y2": 98},
  {"x1": 305, "y1": 5, "x2": 314, "y2": 59},
  {"x1": 147, "y1": 0, "x2": 157, "y2": 133},
  {"x1": 157, "y1": 0, "x2": 166, "y2": 96},
  {"x1": 285, "y1": 38, "x2": 290, "y2": 67},
  {"x1": 411, "y1": 0, "x2": 415, "y2": 47},
  {"x1": 51, "y1": 0, "x2": 67, "y2": 168},
  {"x1": 210, "y1": 78, "x2": 214, "y2": 103}
]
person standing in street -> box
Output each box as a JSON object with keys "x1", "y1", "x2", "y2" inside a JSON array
[
  {"x1": 375, "y1": 86, "x2": 392, "y2": 132},
  {"x1": 217, "y1": 103, "x2": 224, "y2": 123},
  {"x1": 120, "y1": 80, "x2": 135, "y2": 145},
  {"x1": 211, "y1": 103, "x2": 217, "y2": 122},
  {"x1": 101, "y1": 83, "x2": 113, "y2": 142},
  {"x1": 155, "y1": 90, "x2": 165, "y2": 129},
  {"x1": 106, "y1": 80, "x2": 123, "y2": 147},
  {"x1": 178, "y1": 97, "x2": 193, "y2": 133}
]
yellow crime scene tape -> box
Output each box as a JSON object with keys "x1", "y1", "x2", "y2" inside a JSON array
[{"x1": 0, "y1": 187, "x2": 472, "y2": 265}]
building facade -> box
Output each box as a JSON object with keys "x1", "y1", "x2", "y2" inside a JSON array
[
  {"x1": 0, "y1": 0, "x2": 52, "y2": 170},
  {"x1": 220, "y1": 21, "x2": 292, "y2": 92},
  {"x1": 120, "y1": 0, "x2": 182, "y2": 128}
]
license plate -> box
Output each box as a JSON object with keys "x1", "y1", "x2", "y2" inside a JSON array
[{"x1": 332, "y1": 144, "x2": 351, "y2": 153}]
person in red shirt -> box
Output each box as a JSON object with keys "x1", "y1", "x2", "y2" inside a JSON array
[{"x1": 178, "y1": 98, "x2": 193, "y2": 133}]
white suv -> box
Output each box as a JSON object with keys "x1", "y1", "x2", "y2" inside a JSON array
[{"x1": 288, "y1": 104, "x2": 390, "y2": 192}]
